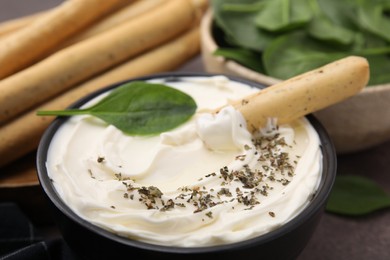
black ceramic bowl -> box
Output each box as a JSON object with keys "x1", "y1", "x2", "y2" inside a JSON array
[{"x1": 37, "y1": 73, "x2": 336, "y2": 260}]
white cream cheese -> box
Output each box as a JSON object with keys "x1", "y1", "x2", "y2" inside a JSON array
[{"x1": 46, "y1": 76, "x2": 322, "y2": 247}]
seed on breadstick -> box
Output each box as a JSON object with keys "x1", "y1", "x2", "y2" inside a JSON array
[{"x1": 227, "y1": 56, "x2": 369, "y2": 131}]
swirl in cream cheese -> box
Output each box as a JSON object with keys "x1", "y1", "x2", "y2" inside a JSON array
[{"x1": 46, "y1": 76, "x2": 322, "y2": 247}]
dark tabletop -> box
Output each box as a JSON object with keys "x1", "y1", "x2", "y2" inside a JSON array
[{"x1": 0, "y1": 1, "x2": 389, "y2": 259}]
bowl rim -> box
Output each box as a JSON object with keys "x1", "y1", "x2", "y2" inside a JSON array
[{"x1": 36, "y1": 72, "x2": 337, "y2": 254}]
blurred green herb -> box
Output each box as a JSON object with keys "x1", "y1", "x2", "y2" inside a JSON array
[
  {"x1": 214, "y1": 48, "x2": 264, "y2": 71},
  {"x1": 37, "y1": 81, "x2": 197, "y2": 136},
  {"x1": 326, "y1": 175, "x2": 390, "y2": 216},
  {"x1": 212, "y1": 0, "x2": 390, "y2": 85}
]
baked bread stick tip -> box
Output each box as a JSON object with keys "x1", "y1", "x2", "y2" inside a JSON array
[{"x1": 230, "y1": 56, "x2": 369, "y2": 131}]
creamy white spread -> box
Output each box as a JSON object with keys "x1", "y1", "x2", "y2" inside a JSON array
[{"x1": 46, "y1": 76, "x2": 322, "y2": 247}]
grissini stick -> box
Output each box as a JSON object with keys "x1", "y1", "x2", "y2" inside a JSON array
[
  {"x1": 0, "y1": 0, "x2": 131, "y2": 79},
  {"x1": 0, "y1": 27, "x2": 200, "y2": 168},
  {"x1": 0, "y1": 10, "x2": 48, "y2": 38},
  {"x1": 60, "y1": 0, "x2": 168, "y2": 48},
  {"x1": 226, "y1": 56, "x2": 369, "y2": 132},
  {"x1": 0, "y1": 0, "x2": 198, "y2": 125}
]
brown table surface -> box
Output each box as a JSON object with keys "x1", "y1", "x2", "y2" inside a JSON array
[{"x1": 1, "y1": 1, "x2": 389, "y2": 259}]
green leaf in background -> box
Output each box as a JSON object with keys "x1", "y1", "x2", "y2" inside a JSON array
[
  {"x1": 213, "y1": 47, "x2": 265, "y2": 72},
  {"x1": 316, "y1": 0, "x2": 358, "y2": 30},
  {"x1": 351, "y1": 31, "x2": 389, "y2": 50},
  {"x1": 308, "y1": 14, "x2": 355, "y2": 46},
  {"x1": 212, "y1": 0, "x2": 275, "y2": 51},
  {"x1": 355, "y1": 0, "x2": 390, "y2": 42},
  {"x1": 326, "y1": 175, "x2": 390, "y2": 216},
  {"x1": 212, "y1": 0, "x2": 390, "y2": 85},
  {"x1": 37, "y1": 81, "x2": 197, "y2": 136},
  {"x1": 364, "y1": 54, "x2": 390, "y2": 85},
  {"x1": 220, "y1": 1, "x2": 265, "y2": 12},
  {"x1": 255, "y1": 0, "x2": 313, "y2": 32},
  {"x1": 262, "y1": 32, "x2": 346, "y2": 79}
]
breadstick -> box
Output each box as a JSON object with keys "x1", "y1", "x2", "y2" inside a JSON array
[
  {"x1": 0, "y1": 10, "x2": 47, "y2": 38},
  {"x1": 0, "y1": 27, "x2": 200, "y2": 168},
  {"x1": 0, "y1": 0, "x2": 198, "y2": 125},
  {"x1": 230, "y1": 56, "x2": 369, "y2": 131},
  {"x1": 61, "y1": 0, "x2": 167, "y2": 47},
  {"x1": 0, "y1": 0, "x2": 132, "y2": 79}
]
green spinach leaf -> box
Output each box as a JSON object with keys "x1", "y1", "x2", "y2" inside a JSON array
[
  {"x1": 364, "y1": 54, "x2": 390, "y2": 85},
  {"x1": 326, "y1": 175, "x2": 390, "y2": 216},
  {"x1": 37, "y1": 81, "x2": 197, "y2": 136},
  {"x1": 308, "y1": 14, "x2": 355, "y2": 46},
  {"x1": 212, "y1": 0, "x2": 274, "y2": 51},
  {"x1": 220, "y1": 1, "x2": 266, "y2": 12},
  {"x1": 262, "y1": 32, "x2": 346, "y2": 79},
  {"x1": 212, "y1": 0, "x2": 390, "y2": 85},
  {"x1": 255, "y1": 0, "x2": 313, "y2": 32},
  {"x1": 213, "y1": 47, "x2": 265, "y2": 72},
  {"x1": 316, "y1": 0, "x2": 358, "y2": 30}
]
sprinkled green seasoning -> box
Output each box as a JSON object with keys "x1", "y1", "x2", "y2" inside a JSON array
[
  {"x1": 206, "y1": 211, "x2": 213, "y2": 218},
  {"x1": 90, "y1": 129, "x2": 297, "y2": 218}
]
